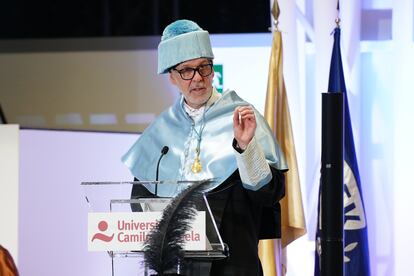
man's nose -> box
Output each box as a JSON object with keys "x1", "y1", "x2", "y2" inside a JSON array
[{"x1": 192, "y1": 69, "x2": 203, "y2": 81}]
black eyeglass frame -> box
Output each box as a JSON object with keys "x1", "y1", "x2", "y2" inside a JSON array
[{"x1": 171, "y1": 63, "x2": 214, "y2": 80}]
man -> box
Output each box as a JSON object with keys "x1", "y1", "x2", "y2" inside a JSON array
[{"x1": 122, "y1": 19, "x2": 287, "y2": 276}]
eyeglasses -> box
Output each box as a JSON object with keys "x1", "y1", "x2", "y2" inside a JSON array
[{"x1": 172, "y1": 63, "x2": 213, "y2": 80}]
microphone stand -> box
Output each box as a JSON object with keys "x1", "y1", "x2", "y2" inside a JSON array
[{"x1": 155, "y1": 146, "x2": 169, "y2": 196}]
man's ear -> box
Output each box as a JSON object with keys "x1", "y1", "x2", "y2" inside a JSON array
[{"x1": 168, "y1": 72, "x2": 177, "y2": 85}]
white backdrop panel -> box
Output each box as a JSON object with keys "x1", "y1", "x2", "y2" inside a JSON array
[{"x1": 19, "y1": 129, "x2": 141, "y2": 276}]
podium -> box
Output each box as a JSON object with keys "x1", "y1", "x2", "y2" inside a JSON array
[{"x1": 81, "y1": 180, "x2": 228, "y2": 276}]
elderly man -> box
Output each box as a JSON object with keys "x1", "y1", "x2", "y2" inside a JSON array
[{"x1": 122, "y1": 19, "x2": 287, "y2": 276}]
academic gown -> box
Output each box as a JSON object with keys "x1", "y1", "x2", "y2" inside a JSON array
[{"x1": 124, "y1": 89, "x2": 287, "y2": 275}]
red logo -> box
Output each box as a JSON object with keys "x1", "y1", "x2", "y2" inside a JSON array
[{"x1": 91, "y1": 220, "x2": 114, "y2": 242}]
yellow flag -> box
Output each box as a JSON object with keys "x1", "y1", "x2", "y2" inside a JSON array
[{"x1": 258, "y1": 2, "x2": 307, "y2": 275}]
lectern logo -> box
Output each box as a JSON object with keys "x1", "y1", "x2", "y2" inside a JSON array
[{"x1": 91, "y1": 220, "x2": 114, "y2": 242}]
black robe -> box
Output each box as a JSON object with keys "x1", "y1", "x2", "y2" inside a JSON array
[{"x1": 132, "y1": 166, "x2": 285, "y2": 276}]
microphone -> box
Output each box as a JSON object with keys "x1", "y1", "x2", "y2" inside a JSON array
[{"x1": 155, "y1": 146, "x2": 169, "y2": 196}]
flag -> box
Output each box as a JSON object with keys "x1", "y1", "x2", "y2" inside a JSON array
[
  {"x1": 314, "y1": 27, "x2": 370, "y2": 276},
  {"x1": 259, "y1": 1, "x2": 307, "y2": 275}
]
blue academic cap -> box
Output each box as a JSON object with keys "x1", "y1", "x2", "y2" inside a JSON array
[{"x1": 157, "y1": 19, "x2": 214, "y2": 74}]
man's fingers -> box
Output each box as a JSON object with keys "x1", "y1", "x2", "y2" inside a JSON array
[
  {"x1": 233, "y1": 108, "x2": 241, "y2": 125},
  {"x1": 238, "y1": 110, "x2": 255, "y2": 122},
  {"x1": 234, "y1": 106, "x2": 256, "y2": 126}
]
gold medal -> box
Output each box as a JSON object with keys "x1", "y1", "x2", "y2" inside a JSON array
[
  {"x1": 191, "y1": 148, "x2": 202, "y2": 173},
  {"x1": 191, "y1": 156, "x2": 202, "y2": 173},
  {"x1": 189, "y1": 106, "x2": 207, "y2": 174}
]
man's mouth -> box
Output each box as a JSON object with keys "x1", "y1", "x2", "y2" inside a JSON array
[{"x1": 191, "y1": 87, "x2": 205, "y2": 93}]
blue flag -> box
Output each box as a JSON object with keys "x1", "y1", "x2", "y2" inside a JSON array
[{"x1": 314, "y1": 27, "x2": 371, "y2": 276}]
